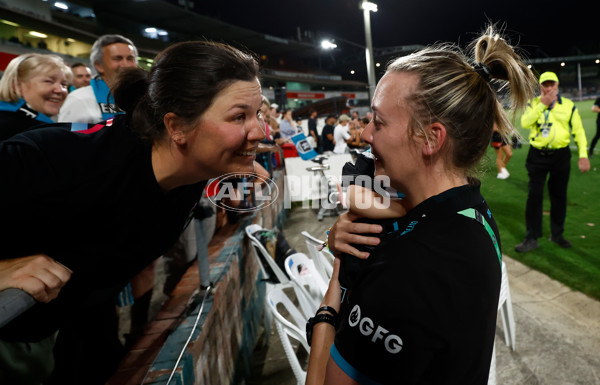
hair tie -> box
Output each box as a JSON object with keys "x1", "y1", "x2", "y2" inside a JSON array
[{"x1": 473, "y1": 62, "x2": 492, "y2": 82}]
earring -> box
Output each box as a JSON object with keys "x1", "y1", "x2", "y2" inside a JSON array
[{"x1": 172, "y1": 134, "x2": 184, "y2": 145}]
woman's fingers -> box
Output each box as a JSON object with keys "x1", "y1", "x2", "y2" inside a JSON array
[
  {"x1": 23, "y1": 256, "x2": 72, "y2": 302},
  {"x1": 348, "y1": 222, "x2": 383, "y2": 236},
  {"x1": 332, "y1": 239, "x2": 376, "y2": 260},
  {"x1": 43, "y1": 258, "x2": 72, "y2": 285},
  {"x1": 0, "y1": 255, "x2": 72, "y2": 303},
  {"x1": 344, "y1": 212, "x2": 383, "y2": 234},
  {"x1": 328, "y1": 212, "x2": 382, "y2": 258}
]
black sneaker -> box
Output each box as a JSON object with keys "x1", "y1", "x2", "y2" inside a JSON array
[
  {"x1": 549, "y1": 235, "x2": 572, "y2": 248},
  {"x1": 514, "y1": 238, "x2": 539, "y2": 253}
]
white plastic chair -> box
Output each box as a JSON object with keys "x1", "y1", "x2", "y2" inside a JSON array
[
  {"x1": 267, "y1": 284, "x2": 311, "y2": 385},
  {"x1": 285, "y1": 252, "x2": 328, "y2": 315},
  {"x1": 498, "y1": 261, "x2": 516, "y2": 350},
  {"x1": 488, "y1": 261, "x2": 516, "y2": 385},
  {"x1": 301, "y1": 230, "x2": 334, "y2": 281},
  {"x1": 245, "y1": 225, "x2": 314, "y2": 322},
  {"x1": 245, "y1": 224, "x2": 290, "y2": 284},
  {"x1": 487, "y1": 344, "x2": 496, "y2": 385},
  {"x1": 246, "y1": 224, "x2": 289, "y2": 337}
]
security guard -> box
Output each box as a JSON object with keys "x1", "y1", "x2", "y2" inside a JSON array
[{"x1": 515, "y1": 71, "x2": 590, "y2": 253}]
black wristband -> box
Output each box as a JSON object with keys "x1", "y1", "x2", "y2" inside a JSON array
[
  {"x1": 316, "y1": 305, "x2": 339, "y2": 320},
  {"x1": 306, "y1": 313, "x2": 336, "y2": 347}
]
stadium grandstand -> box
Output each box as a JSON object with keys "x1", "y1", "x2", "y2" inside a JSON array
[{"x1": 2, "y1": 0, "x2": 597, "y2": 118}]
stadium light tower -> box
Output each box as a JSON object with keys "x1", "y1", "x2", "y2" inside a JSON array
[{"x1": 361, "y1": 0, "x2": 377, "y2": 102}]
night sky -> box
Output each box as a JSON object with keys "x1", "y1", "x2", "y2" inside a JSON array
[{"x1": 196, "y1": 0, "x2": 597, "y2": 59}]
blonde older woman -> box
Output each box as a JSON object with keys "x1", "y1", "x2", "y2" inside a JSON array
[{"x1": 0, "y1": 53, "x2": 72, "y2": 139}]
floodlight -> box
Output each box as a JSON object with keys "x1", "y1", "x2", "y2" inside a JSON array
[
  {"x1": 29, "y1": 31, "x2": 48, "y2": 38},
  {"x1": 361, "y1": 1, "x2": 378, "y2": 12},
  {"x1": 321, "y1": 40, "x2": 337, "y2": 50},
  {"x1": 54, "y1": 2, "x2": 69, "y2": 10}
]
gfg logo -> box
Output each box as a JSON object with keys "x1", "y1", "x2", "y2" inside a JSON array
[
  {"x1": 348, "y1": 304, "x2": 403, "y2": 354},
  {"x1": 206, "y1": 172, "x2": 279, "y2": 212}
]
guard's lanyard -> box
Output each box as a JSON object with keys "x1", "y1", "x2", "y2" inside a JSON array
[
  {"x1": 542, "y1": 108, "x2": 551, "y2": 125},
  {"x1": 542, "y1": 100, "x2": 556, "y2": 126},
  {"x1": 457, "y1": 208, "x2": 502, "y2": 266},
  {"x1": 539, "y1": 101, "x2": 557, "y2": 144}
]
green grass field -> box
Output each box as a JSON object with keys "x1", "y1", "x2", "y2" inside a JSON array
[{"x1": 480, "y1": 99, "x2": 600, "y2": 301}]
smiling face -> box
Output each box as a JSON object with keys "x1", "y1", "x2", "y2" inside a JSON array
[
  {"x1": 95, "y1": 42, "x2": 137, "y2": 88},
  {"x1": 182, "y1": 77, "x2": 266, "y2": 179},
  {"x1": 71, "y1": 65, "x2": 92, "y2": 88},
  {"x1": 18, "y1": 68, "x2": 69, "y2": 116},
  {"x1": 260, "y1": 101, "x2": 270, "y2": 121},
  {"x1": 361, "y1": 71, "x2": 422, "y2": 192}
]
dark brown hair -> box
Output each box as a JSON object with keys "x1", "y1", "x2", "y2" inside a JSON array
[{"x1": 112, "y1": 41, "x2": 259, "y2": 142}]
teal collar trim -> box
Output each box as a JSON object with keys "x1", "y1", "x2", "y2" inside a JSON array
[{"x1": 457, "y1": 208, "x2": 502, "y2": 266}]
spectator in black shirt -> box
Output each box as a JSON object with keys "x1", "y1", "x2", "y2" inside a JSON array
[
  {"x1": 307, "y1": 108, "x2": 320, "y2": 152},
  {"x1": 321, "y1": 114, "x2": 337, "y2": 153}
]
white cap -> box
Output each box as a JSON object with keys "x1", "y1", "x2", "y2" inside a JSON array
[{"x1": 270, "y1": 103, "x2": 279, "y2": 109}]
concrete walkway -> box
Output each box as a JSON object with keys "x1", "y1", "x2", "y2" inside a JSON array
[{"x1": 250, "y1": 207, "x2": 600, "y2": 385}]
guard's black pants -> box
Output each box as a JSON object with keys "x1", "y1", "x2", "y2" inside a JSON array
[
  {"x1": 525, "y1": 146, "x2": 571, "y2": 239},
  {"x1": 589, "y1": 121, "x2": 600, "y2": 155}
]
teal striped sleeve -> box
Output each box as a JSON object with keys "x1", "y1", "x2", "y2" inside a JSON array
[{"x1": 330, "y1": 343, "x2": 382, "y2": 385}]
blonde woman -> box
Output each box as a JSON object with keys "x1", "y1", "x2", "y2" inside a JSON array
[
  {"x1": 306, "y1": 26, "x2": 537, "y2": 385},
  {"x1": 0, "y1": 53, "x2": 72, "y2": 139}
]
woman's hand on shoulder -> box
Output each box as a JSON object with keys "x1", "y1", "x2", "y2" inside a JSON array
[
  {"x1": 0, "y1": 255, "x2": 72, "y2": 303},
  {"x1": 328, "y1": 211, "x2": 382, "y2": 259}
]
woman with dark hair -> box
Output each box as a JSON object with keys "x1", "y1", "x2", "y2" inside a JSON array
[
  {"x1": 306, "y1": 26, "x2": 537, "y2": 384},
  {"x1": 0, "y1": 41, "x2": 265, "y2": 383}
]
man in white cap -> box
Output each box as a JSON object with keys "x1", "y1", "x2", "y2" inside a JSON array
[
  {"x1": 333, "y1": 114, "x2": 352, "y2": 154},
  {"x1": 515, "y1": 71, "x2": 590, "y2": 253},
  {"x1": 270, "y1": 103, "x2": 281, "y2": 124}
]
